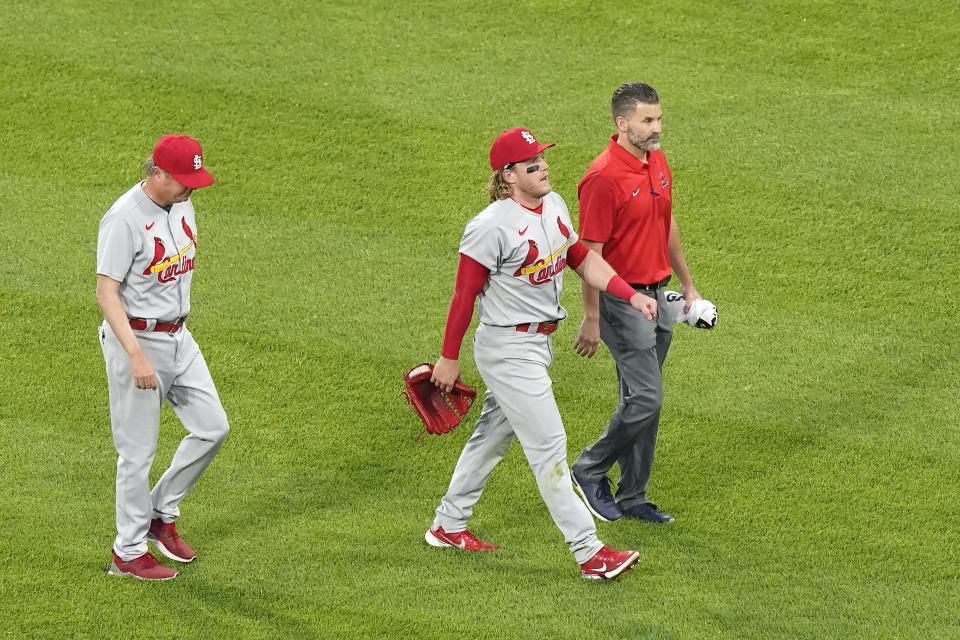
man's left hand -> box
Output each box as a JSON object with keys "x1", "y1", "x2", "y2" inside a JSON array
[{"x1": 681, "y1": 284, "x2": 701, "y2": 314}]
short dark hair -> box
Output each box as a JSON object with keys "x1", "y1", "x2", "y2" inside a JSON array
[{"x1": 611, "y1": 82, "x2": 660, "y2": 122}]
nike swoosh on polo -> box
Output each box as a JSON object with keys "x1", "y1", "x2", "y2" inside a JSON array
[
  {"x1": 519, "y1": 226, "x2": 529, "y2": 235},
  {"x1": 631, "y1": 188, "x2": 641, "y2": 197},
  {"x1": 145, "y1": 222, "x2": 155, "y2": 230}
]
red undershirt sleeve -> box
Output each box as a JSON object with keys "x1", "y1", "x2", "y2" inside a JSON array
[
  {"x1": 565, "y1": 240, "x2": 635, "y2": 301},
  {"x1": 441, "y1": 253, "x2": 490, "y2": 360},
  {"x1": 565, "y1": 240, "x2": 589, "y2": 270}
]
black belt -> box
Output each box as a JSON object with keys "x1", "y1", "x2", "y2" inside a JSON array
[{"x1": 631, "y1": 276, "x2": 671, "y2": 291}]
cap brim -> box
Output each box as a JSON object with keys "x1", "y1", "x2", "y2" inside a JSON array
[
  {"x1": 518, "y1": 142, "x2": 555, "y2": 164},
  {"x1": 170, "y1": 169, "x2": 215, "y2": 189}
]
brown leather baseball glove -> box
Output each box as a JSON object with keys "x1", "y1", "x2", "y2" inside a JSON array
[{"x1": 403, "y1": 363, "x2": 477, "y2": 438}]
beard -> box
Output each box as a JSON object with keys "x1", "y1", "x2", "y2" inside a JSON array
[
  {"x1": 626, "y1": 128, "x2": 661, "y2": 152},
  {"x1": 513, "y1": 176, "x2": 552, "y2": 203},
  {"x1": 528, "y1": 180, "x2": 552, "y2": 199}
]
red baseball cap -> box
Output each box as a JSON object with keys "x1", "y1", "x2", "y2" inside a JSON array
[
  {"x1": 489, "y1": 127, "x2": 555, "y2": 170},
  {"x1": 152, "y1": 134, "x2": 215, "y2": 189}
]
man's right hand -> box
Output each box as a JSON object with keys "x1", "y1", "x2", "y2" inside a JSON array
[
  {"x1": 129, "y1": 350, "x2": 158, "y2": 390},
  {"x1": 431, "y1": 356, "x2": 461, "y2": 392},
  {"x1": 574, "y1": 318, "x2": 602, "y2": 358},
  {"x1": 630, "y1": 293, "x2": 657, "y2": 321}
]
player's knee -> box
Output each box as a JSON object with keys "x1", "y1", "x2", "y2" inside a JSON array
[
  {"x1": 535, "y1": 432, "x2": 568, "y2": 466},
  {"x1": 117, "y1": 447, "x2": 157, "y2": 469},
  {"x1": 199, "y1": 409, "x2": 230, "y2": 444},
  {"x1": 621, "y1": 388, "x2": 663, "y2": 419},
  {"x1": 534, "y1": 457, "x2": 572, "y2": 494},
  {"x1": 212, "y1": 417, "x2": 230, "y2": 443}
]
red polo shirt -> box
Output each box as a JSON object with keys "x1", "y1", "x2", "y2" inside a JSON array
[{"x1": 577, "y1": 135, "x2": 673, "y2": 285}]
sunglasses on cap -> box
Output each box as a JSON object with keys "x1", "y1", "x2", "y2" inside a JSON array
[{"x1": 503, "y1": 158, "x2": 543, "y2": 173}]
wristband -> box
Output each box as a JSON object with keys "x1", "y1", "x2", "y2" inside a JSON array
[{"x1": 605, "y1": 275, "x2": 637, "y2": 302}]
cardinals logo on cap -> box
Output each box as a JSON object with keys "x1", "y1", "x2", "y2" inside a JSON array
[{"x1": 490, "y1": 127, "x2": 556, "y2": 170}]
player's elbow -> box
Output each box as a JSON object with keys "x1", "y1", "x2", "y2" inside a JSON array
[
  {"x1": 95, "y1": 275, "x2": 121, "y2": 308},
  {"x1": 94, "y1": 282, "x2": 108, "y2": 309}
]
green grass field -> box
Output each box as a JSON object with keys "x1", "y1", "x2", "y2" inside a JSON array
[{"x1": 2, "y1": 0, "x2": 959, "y2": 638}]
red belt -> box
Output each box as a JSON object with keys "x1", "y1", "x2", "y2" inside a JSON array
[
  {"x1": 516, "y1": 321, "x2": 559, "y2": 334},
  {"x1": 129, "y1": 318, "x2": 185, "y2": 333}
]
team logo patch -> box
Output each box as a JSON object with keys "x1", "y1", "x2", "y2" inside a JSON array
[
  {"x1": 660, "y1": 172, "x2": 669, "y2": 189},
  {"x1": 181, "y1": 216, "x2": 197, "y2": 247},
  {"x1": 193, "y1": 154, "x2": 203, "y2": 170},
  {"x1": 514, "y1": 240, "x2": 540, "y2": 277},
  {"x1": 144, "y1": 238, "x2": 167, "y2": 276},
  {"x1": 513, "y1": 238, "x2": 568, "y2": 286},
  {"x1": 521, "y1": 130, "x2": 536, "y2": 144},
  {"x1": 143, "y1": 218, "x2": 198, "y2": 283}
]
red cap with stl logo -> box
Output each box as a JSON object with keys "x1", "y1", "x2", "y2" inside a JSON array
[
  {"x1": 152, "y1": 134, "x2": 215, "y2": 189},
  {"x1": 489, "y1": 127, "x2": 555, "y2": 170}
]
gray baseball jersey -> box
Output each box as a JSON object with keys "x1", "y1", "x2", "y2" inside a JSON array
[
  {"x1": 97, "y1": 183, "x2": 197, "y2": 320},
  {"x1": 459, "y1": 191, "x2": 579, "y2": 326}
]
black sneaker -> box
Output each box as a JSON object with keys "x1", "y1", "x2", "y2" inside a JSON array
[
  {"x1": 572, "y1": 473, "x2": 623, "y2": 522},
  {"x1": 622, "y1": 502, "x2": 675, "y2": 523}
]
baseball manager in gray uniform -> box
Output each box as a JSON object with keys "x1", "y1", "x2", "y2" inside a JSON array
[
  {"x1": 425, "y1": 127, "x2": 658, "y2": 580},
  {"x1": 96, "y1": 134, "x2": 229, "y2": 580}
]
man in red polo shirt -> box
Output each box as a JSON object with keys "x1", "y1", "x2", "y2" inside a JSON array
[{"x1": 571, "y1": 82, "x2": 703, "y2": 524}]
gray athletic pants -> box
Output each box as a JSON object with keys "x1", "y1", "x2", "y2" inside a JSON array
[
  {"x1": 100, "y1": 321, "x2": 229, "y2": 561},
  {"x1": 572, "y1": 288, "x2": 672, "y2": 510},
  {"x1": 433, "y1": 323, "x2": 603, "y2": 564}
]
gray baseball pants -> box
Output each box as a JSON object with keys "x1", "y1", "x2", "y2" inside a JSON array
[
  {"x1": 100, "y1": 321, "x2": 229, "y2": 561},
  {"x1": 433, "y1": 323, "x2": 603, "y2": 564},
  {"x1": 572, "y1": 288, "x2": 673, "y2": 510}
]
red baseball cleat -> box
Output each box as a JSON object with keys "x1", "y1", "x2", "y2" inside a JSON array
[
  {"x1": 580, "y1": 546, "x2": 640, "y2": 580},
  {"x1": 425, "y1": 526, "x2": 499, "y2": 552},
  {"x1": 108, "y1": 550, "x2": 178, "y2": 580},
  {"x1": 147, "y1": 518, "x2": 197, "y2": 563}
]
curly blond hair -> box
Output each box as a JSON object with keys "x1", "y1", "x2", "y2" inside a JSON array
[{"x1": 484, "y1": 169, "x2": 511, "y2": 202}]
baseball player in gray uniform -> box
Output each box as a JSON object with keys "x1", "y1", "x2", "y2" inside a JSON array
[
  {"x1": 425, "y1": 127, "x2": 658, "y2": 580},
  {"x1": 96, "y1": 134, "x2": 229, "y2": 580}
]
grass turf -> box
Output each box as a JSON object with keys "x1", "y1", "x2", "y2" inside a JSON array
[{"x1": 1, "y1": 0, "x2": 959, "y2": 638}]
